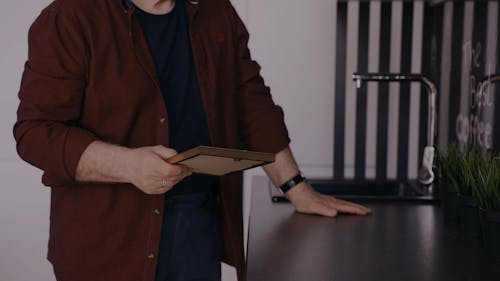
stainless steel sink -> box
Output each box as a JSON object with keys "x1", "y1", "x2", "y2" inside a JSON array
[{"x1": 269, "y1": 179, "x2": 438, "y2": 202}]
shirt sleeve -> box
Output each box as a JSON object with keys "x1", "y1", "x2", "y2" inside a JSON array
[
  {"x1": 13, "y1": 3, "x2": 99, "y2": 187},
  {"x1": 227, "y1": 2, "x2": 291, "y2": 153}
]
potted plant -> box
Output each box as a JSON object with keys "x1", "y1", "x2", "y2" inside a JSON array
[
  {"x1": 457, "y1": 147, "x2": 482, "y2": 239},
  {"x1": 475, "y1": 153, "x2": 500, "y2": 257},
  {"x1": 437, "y1": 143, "x2": 461, "y2": 229}
]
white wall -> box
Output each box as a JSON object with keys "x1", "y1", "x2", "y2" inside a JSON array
[
  {"x1": 240, "y1": 0, "x2": 337, "y2": 261},
  {"x1": 246, "y1": 0, "x2": 336, "y2": 174},
  {"x1": 1, "y1": 0, "x2": 54, "y2": 280},
  {"x1": 0, "y1": 0, "x2": 336, "y2": 280}
]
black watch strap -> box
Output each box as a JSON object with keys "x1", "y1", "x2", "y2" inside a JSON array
[{"x1": 279, "y1": 172, "x2": 306, "y2": 194}]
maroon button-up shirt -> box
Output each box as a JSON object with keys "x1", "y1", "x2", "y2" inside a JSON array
[{"x1": 13, "y1": 0, "x2": 290, "y2": 280}]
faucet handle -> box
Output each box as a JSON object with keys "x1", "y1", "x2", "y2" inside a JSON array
[
  {"x1": 418, "y1": 146, "x2": 435, "y2": 185},
  {"x1": 355, "y1": 79, "x2": 362, "y2": 89}
]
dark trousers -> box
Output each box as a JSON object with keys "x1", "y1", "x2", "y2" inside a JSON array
[{"x1": 154, "y1": 191, "x2": 222, "y2": 281}]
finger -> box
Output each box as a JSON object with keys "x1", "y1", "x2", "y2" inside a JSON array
[
  {"x1": 309, "y1": 200, "x2": 338, "y2": 218},
  {"x1": 335, "y1": 204, "x2": 367, "y2": 215},
  {"x1": 183, "y1": 164, "x2": 194, "y2": 174},
  {"x1": 166, "y1": 167, "x2": 192, "y2": 181},
  {"x1": 164, "y1": 164, "x2": 186, "y2": 177},
  {"x1": 179, "y1": 164, "x2": 194, "y2": 173},
  {"x1": 158, "y1": 186, "x2": 172, "y2": 194},
  {"x1": 157, "y1": 178, "x2": 178, "y2": 192},
  {"x1": 158, "y1": 178, "x2": 174, "y2": 188},
  {"x1": 335, "y1": 198, "x2": 372, "y2": 214},
  {"x1": 178, "y1": 169, "x2": 193, "y2": 180},
  {"x1": 153, "y1": 145, "x2": 178, "y2": 159},
  {"x1": 176, "y1": 164, "x2": 193, "y2": 174},
  {"x1": 172, "y1": 170, "x2": 193, "y2": 183},
  {"x1": 146, "y1": 186, "x2": 169, "y2": 195},
  {"x1": 322, "y1": 195, "x2": 372, "y2": 214},
  {"x1": 150, "y1": 156, "x2": 182, "y2": 177},
  {"x1": 325, "y1": 197, "x2": 369, "y2": 215}
]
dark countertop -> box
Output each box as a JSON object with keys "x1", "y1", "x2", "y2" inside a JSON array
[{"x1": 246, "y1": 177, "x2": 500, "y2": 281}]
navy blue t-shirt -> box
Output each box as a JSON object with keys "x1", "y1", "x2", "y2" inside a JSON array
[{"x1": 133, "y1": 0, "x2": 216, "y2": 195}]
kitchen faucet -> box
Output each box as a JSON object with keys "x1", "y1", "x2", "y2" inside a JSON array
[
  {"x1": 351, "y1": 73, "x2": 438, "y2": 185},
  {"x1": 479, "y1": 74, "x2": 500, "y2": 86}
]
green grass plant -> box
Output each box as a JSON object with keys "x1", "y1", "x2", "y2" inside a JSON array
[
  {"x1": 458, "y1": 147, "x2": 482, "y2": 196},
  {"x1": 438, "y1": 143, "x2": 462, "y2": 188},
  {"x1": 474, "y1": 153, "x2": 500, "y2": 211}
]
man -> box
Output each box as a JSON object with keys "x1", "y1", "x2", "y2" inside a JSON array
[{"x1": 14, "y1": 0, "x2": 371, "y2": 280}]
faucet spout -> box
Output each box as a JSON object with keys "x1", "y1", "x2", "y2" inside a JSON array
[
  {"x1": 352, "y1": 72, "x2": 438, "y2": 185},
  {"x1": 479, "y1": 74, "x2": 500, "y2": 85}
]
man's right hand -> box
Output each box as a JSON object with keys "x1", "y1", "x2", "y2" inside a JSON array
[
  {"x1": 125, "y1": 145, "x2": 193, "y2": 195},
  {"x1": 76, "y1": 142, "x2": 192, "y2": 194}
]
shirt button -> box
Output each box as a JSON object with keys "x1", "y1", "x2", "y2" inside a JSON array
[
  {"x1": 154, "y1": 209, "x2": 160, "y2": 215},
  {"x1": 147, "y1": 253, "x2": 155, "y2": 259},
  {"x1": 159, "y1": 117, "x2": 166, "y2": 124}
]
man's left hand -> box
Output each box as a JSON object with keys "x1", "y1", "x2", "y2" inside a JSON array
[{"x1": 285, "y1": 182, "x2": 372, "y2": 217}]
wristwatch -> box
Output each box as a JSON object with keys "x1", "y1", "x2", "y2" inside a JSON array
[{"x1": 279, "y1": 172, "x2": 306, "y2": 194}]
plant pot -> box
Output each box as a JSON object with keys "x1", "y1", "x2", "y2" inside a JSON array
[
  {"x1": 439, "y1": 183, "x2": 459, "y2": 229},
  {"x1": 479, "y1": 209, "x2": 500, "y2": 258},
  {"x1": 458, "y1": 194, "x2": 481, "y2": 239}
]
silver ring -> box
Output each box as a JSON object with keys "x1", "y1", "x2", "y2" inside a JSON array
[{"x1": 162, "y1": 179, "x2": 168, "y2": 186}]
